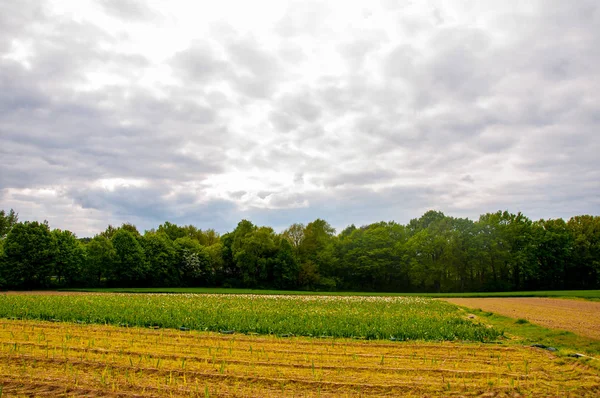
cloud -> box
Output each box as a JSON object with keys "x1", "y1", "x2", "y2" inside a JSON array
[
  {"x1": 227, "y1": 37, "x2": 285, "y2": 99},
  {"x1": 323, "y1": 170, "x2": 398, "y2": 188},
  {"x1": 0, "y1": 0, "x2": 599, "y2": 236},
  {"x1": 171, "y1": 41, "x2": 229, "y2": 83},
  {"x1": 99, "y1": 0, "x2": 159, "y2": 21}
]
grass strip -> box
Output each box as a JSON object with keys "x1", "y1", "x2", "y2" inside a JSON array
[
  {"x1": 57, "y1": 287, "x2": 600, "y2": 300},
  {"x1": 457, "y1": 307, "x2": 600, "y2": 361}
]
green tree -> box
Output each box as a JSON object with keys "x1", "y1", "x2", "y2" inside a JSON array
[
  {"x1": 158, "y1": 222, "x2": 221, "y2": 247},
  {"x1": 143, "y1": 231, "x2": 178, "y2": 286},
  {"x1": 0, "y1": 239, "x2": 5, "y2": 288},
  {"x1": 52, "y1": 229, "x2": 85, "y2": 287},
  {"x1": 407, "y1": 210, "x2": 446, "y2": 235},
  {"x1": 473, "y1": 212, "x2": 511, "y2": 291},
  {"x1": 120, "y1": 223, "x2": 142, "y2": 237},
  {"x1": 157, "y1": 221, "x2": 187, "y2": 241},
  {"x1": 406, "y1": 228, "x2": 447, "y2": 292},
  {"x1": 567, "y1": 215, "x2": 600, "y2": 288},
  {"x1": 271, "y1": 237, "x2": 299, "y2": 289},
  {"x1": 0, "y1": 209, "x2": 18, "y2": 239},
  {"x1": 1, "y1": 221, "x2": 56, "y2": 288},
  {"x1": 204, "y1": 229, "x2": 220, "y2": 246},
  {"x1": 405, "y1": 212, "x2": 454, "y2": 292},
  {"x1": 82, "y1": 236, "x2": 116, "y2": 287},
  {"x1": 443, "y1": 217, "x2": 476, "y2": 292},
  {"x1": 100, "y1": 224, "x2": 118, "y2": 240},
  {"x1": 335, "y1": 222, "x2": 407, "y2": 291},
  {"x1": 233, "y1": 226, "x2": 277, "y2": 288},
  {"x1": 220, "y1": 220, "x2": 257, "y2": 286},
  {"x1": 298, "y1": 219, "x2": 336, "y2": 289},
  {"x1": 282, "y1": 223, "x2": 305, "y2": 251},
  {"x1": 503, "y1": 212, "x2": 537, "y2": 290},
  {"x1": 534, "y1": 218, "x2": 573, "y2": 289},
  {"x1": 299, "y1": 219, "x2": 335, "y2": 262},
  {"x1": 181, "y1": 225, "x2": 208, "y2": 245},
  {"x1": 298, "y1": 260, "x2": 319, "y2": 289},
  {"x1": 173, "y1": 237, "x2": 211, "y2": 286},
  {"x1": 110, "y1": 229, "x2": 147, "y2": 286},
  {"x1": 206, "y1": 242, "x2": 225, "y2": 285}
]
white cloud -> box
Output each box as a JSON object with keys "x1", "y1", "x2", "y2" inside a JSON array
[{"x1": 1, "y1": 0, "x2": 599, "y2": 236}]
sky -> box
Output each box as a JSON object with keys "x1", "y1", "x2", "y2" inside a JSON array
[{"x1": 0, "y1": 0, "x2": 599, "y2": 237}]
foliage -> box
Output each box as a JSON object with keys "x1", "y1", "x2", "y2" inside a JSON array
[
  {"x1": 0, "y1": 209, "x2": 18, "y2": 238},
  {"x1": 1, "y1": 221, "x2": 56, "y2": 288},
  {"x1": 173, "y1": 237, "x2": 211, "y2": 286},
  {"x1": 52, "y1": 229, "x2": 85, "y2": 287},
  {"x1": 110, "y1": 229, "x2": 147, "y2": 286},
  {"x1": 82, "y1": 235, "x2": 115, "y2": 287},
  {"x1": 0, "y1": 294, "x2": 500, "y2": 341},
  {"x1": 1, "y1": 208, "x2": 600, "y2": 293},
  {"x1": 143, "y1": 231, "x2": 178, "y2": 286},
  {"x1": 282, "y1": 222, "x2": 304, "y2": 250}
]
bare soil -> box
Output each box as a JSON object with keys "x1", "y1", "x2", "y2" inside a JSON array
[
  {"x1": 2, "y1": 319, "x2": 600, "y2": 397},
  {"x1": 445, "y1": 297, "x2": 600, "y2": 340}
]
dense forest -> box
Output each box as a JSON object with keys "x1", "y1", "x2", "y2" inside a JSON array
[{"x1": 0, "y1": 208, "x2": 599, "y2": 292}]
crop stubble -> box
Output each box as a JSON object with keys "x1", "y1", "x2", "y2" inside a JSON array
[
  {"x1": 444, "y1": 297, "x2": 600, "y2": 340},
  {"x1": 1, "y1": 319, "x2": 599, "y2": 397}
]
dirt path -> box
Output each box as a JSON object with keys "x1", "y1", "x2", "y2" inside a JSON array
[{"x1": 445, "y1": 297, "x2": 600, "y2": 340}]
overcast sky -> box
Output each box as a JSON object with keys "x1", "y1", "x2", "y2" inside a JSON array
[{"x1": 1, "y1": 0, "x2": 599, "y2": 237}]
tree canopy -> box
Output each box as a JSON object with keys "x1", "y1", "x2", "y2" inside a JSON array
[{"x1": 1, "y1": 207, "x2": 599, "y2": 292}]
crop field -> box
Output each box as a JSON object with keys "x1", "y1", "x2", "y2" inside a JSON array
[
  {"x1": 445, "y1": 297, "x2": 600, "y2": 340},
  {"x1": 2, "y1": 319, "x2": 600, "y2": 397},
  {"x1": 0, "y1": 294, "x2": 500, "y2": 341},
  {"x1": 1, "y1": 293, "x2": 600, "y2": 396},
  {"x1": 60, "y1": 287, "x2": 600, "y2": 299}
]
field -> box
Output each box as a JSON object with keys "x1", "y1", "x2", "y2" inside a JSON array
[
  {"x1": 60, "y1": 287, "x2": 600, "y2": 299},
  {"x1": 1, "y1": 292, "x2": 600, "y2": 397},
  {"x1": 445, "y1": 297, "x2": 600, "y2": 340},
  {"x1": 2, "y1": 319, "x2": 600, "y2": 397},
  {"x1": 0, "y1": 294, "x2": 500, "y2": 341}
]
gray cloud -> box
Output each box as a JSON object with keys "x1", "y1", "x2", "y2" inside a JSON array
[
  {"x1": 324, "y1": 170, "x2": 398, "y2": 188},
  {"x1": 1, "y1": 0, "x2": 599, "y2": 236},
  {"x1": 275, "y1": 1, "x2": 333, "y2": 39},
  {"x1": 99, "y1": 0, "x2": 159, "y2": 21},
  {"x1": 171, "y1": 41, "x2": 229, "y2": 83},
  {"x1": 227, "y1": 37, "x2": 286, "y2": 99}
]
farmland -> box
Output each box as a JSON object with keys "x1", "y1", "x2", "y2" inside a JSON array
[
  {"x1": 0, "y1": 294, "x2": 499, "y2": 341},
  {"x1": 445, "y1": 297, "x2": 600, "y2": 340},
  {"x1": 1, "y1": 293, "x2": 600, "y2": 396},
  {"x1": 2, "y1": 318, "x2": 600, "y2": 397},
  {"x1": 62, "y1": 287, "x2": 600, "y2": 299}
]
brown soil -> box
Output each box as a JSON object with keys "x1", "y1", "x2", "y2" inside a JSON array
[
  {"x1": 445, "y1": 297, "x2": 600, "y2": 340},
  {"x1": 1, "y1": 319, "x2": 599, "y2": 397}
]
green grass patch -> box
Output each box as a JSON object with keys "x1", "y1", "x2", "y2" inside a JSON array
[
  {"x1": 60, "y1": 287, "x2": 600, "y2": 300},
  {"x1": 462, "y1": 307, "x2": 600, "y2": 357},
  {"x1": 0, "y1": 293, "x2": 500, "y2": 342}
]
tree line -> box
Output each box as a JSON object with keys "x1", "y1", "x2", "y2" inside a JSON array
[{"x1": 0, "y1": 208, "x2": 599, "y2": 292}]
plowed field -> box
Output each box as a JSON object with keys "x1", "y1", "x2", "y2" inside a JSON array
[
  {"x1": 444, "y1": 298, "x2": 600, "y2": 340},
  {"x1": 1, "y1": 319, "x2": 599, "y2": 397}
]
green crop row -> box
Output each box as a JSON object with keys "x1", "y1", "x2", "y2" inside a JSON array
[{"x1": 0, "y1": 294, "x2": 501, "y2": 342}]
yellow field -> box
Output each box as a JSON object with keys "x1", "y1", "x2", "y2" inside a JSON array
[
  {"x1": 1, "y1": 320, "x2": 599, "y2": 397},
  {"x1": 444, "y1": 298, "x2": 600, "y2": 340}
]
